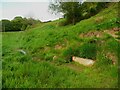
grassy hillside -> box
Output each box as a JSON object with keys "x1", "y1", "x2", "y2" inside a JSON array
[{"x1": 2, "y1": 3, "x2": 119, "y2": 88}]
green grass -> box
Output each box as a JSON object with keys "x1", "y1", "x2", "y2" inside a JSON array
[
  {"x1": 0, "y1": 32, "x2": 2, "y2": 89},
  {"x1": 2, "y1": 3, "x2": 119, "y2": 88}
]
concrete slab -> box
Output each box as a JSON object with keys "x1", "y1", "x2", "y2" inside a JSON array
[{"x1": 72, "y1": 56, "x2": 95, "y2": 66}]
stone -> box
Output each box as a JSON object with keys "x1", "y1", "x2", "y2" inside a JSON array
[
  {"x1": 72, "y1": 56, "x2": 95, "y2": 66},
  {"x1": 18, "y1": 50, "x2": 26, "y2": 55},
  {"x1": 53, "y1": 56, "x2": 57, "y2": 60}
]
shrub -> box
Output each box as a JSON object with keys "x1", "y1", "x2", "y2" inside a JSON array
[{"x1": 79, "y1": 43, "x2": 97, "y2": 60}]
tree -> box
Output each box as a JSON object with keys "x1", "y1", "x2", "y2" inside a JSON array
[
  {"x1": 2, "y1": 19, "x2": 13, "y2": 32},
  {"x1": 27, "y1": 17, "x2": 41, "y2": 26},
  {"x1": 11, "y1": 16, "x2": 24, "y2": 31},
  {"x1": 80, "y1": 2, "x2": 98, "y2": 19},
  {"x1": 1, "y1": 16, "x2": 41, "y2": 32},
  {"x1": 49, "y1": 1, "x2": 82, "y2": 25},
  {"x1": 79, "y1": 2, "x2": 109, "y2": 19},
  {"x1": 96, "y1": 2, "x2": 108, "y2": 12}
]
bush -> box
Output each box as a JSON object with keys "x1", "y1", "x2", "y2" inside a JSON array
[{"x1": 79, "y1": 43, "x2": 97, "y2": 60}]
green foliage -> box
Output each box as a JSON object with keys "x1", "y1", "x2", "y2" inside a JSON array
[
  {"x1": 11, "y1": 17, "x2": 23, "y2": 31},
  {"x1": 96, "y1": 18, "x2": 118, "y2": 30},
  {"x1": 62, "y1": 41, "x2": 97, "y2": 62},
  {"x1": 95, "y1": 54, "x2": 113, "y2": 70},
  {"x1": 89, "y1": 8, "x2": 97, "y2": 16},
  {"x1": 2, "y1": 19, "x2": 13, "y2": 32},
  {"x1": 105, "y1": 39, "x2": 119, "y2": 55},
  {"x1": 96, "y1": 2, "x2": 108, "y2": 12},
  {"x1": 58, "y1": 19, "x2": 68, "y2": 26},
  {"x1": 49, "y1": 2, "x2": 82, "y2": 25},
  {"x1": 1, "y1": 16, "x2": 41, "y2": 32},
  {"x1": 21, "y1": 24, "x2": 27, "y2": 31},
  {"x1": 62, "y1": 47, "x2": 74, "y2": 62},
  {"x1": 79, "y1": 43, "x2": 97, "y2": 60},
  {"x1": 49, "y1": 2, "x2": 109, "y2": 25},
  {"x1": 44, "y1": 53, "x2": 54, "y2": 61}
]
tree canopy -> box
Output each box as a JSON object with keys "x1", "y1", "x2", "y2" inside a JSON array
[
  {"x1": 1, "y1": 16, "x2": 41, "y2": 32},
  {"x1": 49, "y1": 1, "x2": 82, "y2": 25}
]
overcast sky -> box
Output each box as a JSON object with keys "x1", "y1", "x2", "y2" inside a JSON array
[
  {"x1": 0, "y1": 0, "x2": 118, "y2": 22},
  {"x1": 0, "y1": 1, "x2": 63, "y2": 22}
]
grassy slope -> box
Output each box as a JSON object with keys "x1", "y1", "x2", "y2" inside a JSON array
[{"x1": 2, "y1": 3, "x2": 119, "y2": 88}]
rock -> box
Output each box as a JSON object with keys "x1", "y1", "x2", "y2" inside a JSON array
[
  {"x1": 18, "y1": 50, "x2": 26, "y2": 55},
  {"x1": 53, "y1": 56, "x2": 57, "y2": 60},
  {"x1": 72, "y1": 56, "x2": 95, "y2": 66}
]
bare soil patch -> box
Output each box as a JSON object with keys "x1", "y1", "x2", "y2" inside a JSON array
[
  {"x1": 104, "y1": 27, "x2": 120, "y2": 39},
  {"x1": 79, "y1": 31, "x2": 104, "y2": 38},
  {"x1": 55, "y1": 44, "x2": 62, "y2": 50},
  {"x1": 105, "y1": 52, "x2": 118, "y2": 65},
  {"x1": 95, "y1": 16, "x2": 104, "y2": 23}
]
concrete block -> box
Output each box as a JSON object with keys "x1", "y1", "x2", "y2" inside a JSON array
[{"x1": 72, "y1": 56, "x2": 95, "y2": 66}]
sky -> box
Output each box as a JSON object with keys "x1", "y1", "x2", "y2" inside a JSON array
[
  {"x1": 0, "y1": 0, "x2": 63, "y2": 22},
  {"x1": 0, "y1": 0, "x2": 118, "y2": 22}
]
